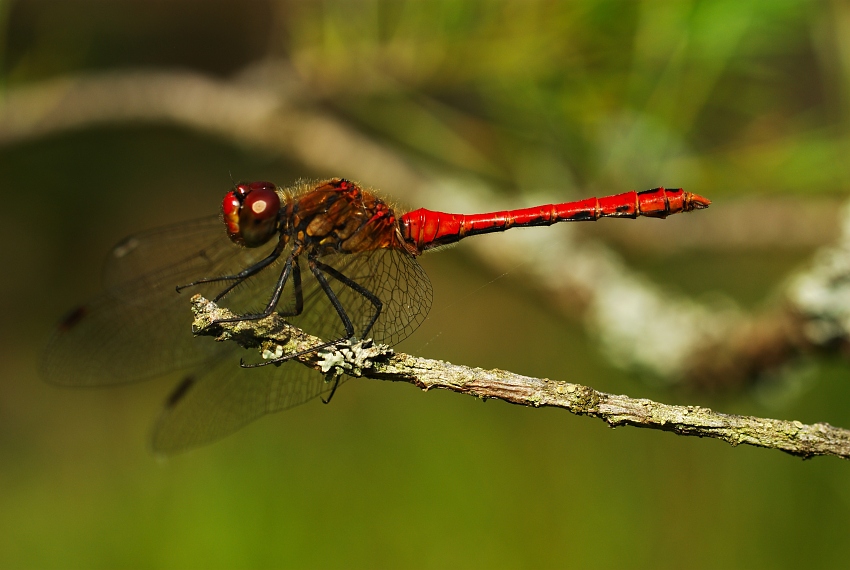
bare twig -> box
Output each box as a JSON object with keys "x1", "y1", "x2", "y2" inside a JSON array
[{"x1": 191, "y1": 295, "x2": 850, "y2": 460}]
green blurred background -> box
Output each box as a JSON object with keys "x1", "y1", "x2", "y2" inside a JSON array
[{"x1": 2, "y1": 0, "x2": 850, "y2": 568}]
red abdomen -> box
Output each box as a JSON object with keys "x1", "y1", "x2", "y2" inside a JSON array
[{"x1": 399, "y1": 187, "x2": 710, "y2": 254}]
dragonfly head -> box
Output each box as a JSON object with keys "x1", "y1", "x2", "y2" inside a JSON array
[{"x1": 221, "y1": 181, "x2": 282, "y2": 247}]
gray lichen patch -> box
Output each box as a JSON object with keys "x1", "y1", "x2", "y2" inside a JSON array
[{"x1": 317, "y1": 339, "x2": 394, "y2": 376}]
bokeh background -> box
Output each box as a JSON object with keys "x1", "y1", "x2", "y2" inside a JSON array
[{"x1": 2, "y1": 1, "x2": 850, "y2": 568}]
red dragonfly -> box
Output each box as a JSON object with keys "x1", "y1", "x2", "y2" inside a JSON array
[{"x1": 42, "y1": 178, "x2": 709, "y2": 453}]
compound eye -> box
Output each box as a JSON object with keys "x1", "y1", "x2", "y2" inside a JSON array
[
  {"x1": 221, "y1": 181, "x2": 281, "y2": 247},
  {"x1": 242, "y1": 187, "x2": 280, "y2": 222}
]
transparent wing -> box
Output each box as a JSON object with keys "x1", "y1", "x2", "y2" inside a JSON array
[
  {"x1": 41, "y1": 276, "x2": 220, "y2": 386},
  {"x1": 103, "y1": 216, "x2": 226, "y2": 288},
  {"x1": 41, "y1": 216, "x2": 282, "y2": 386},
  {"x1": 260, "y1": 247, "x2": 434, "y2": 347},
  {"x1": 151, "y1": 350, "x2": 347, "y2": 455}
]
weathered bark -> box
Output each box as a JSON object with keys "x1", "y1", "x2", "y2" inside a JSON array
[{"x1": 192, "y1": 295, "x2": 850, "y2": 461}]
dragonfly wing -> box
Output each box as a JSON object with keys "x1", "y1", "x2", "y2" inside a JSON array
[
  {"x1": 274, "y1": 248, "x2": 434, "y2": 346},
  {"x1": 103, "y1": 215, "x2": 227, "y2": 288},
  {"x1": 150, "y1": 351, "x2": 346, "y2": 454},
  {"x1": 43, "y1": 215, "x2": 284, "y2": 386},
  {"x1": 358, "y1": 248, "x2": 434, "y2": 345},
  {"x1": 103, "y1": 214, "x2": 288, "y2": 305},
  {"x1": 41, "y1": 269, "x2": 223, "y2": 386}
]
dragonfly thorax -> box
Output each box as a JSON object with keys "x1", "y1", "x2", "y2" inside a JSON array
[{"x1": 285, "y1": 178, "x2": 406, "y2": 256}]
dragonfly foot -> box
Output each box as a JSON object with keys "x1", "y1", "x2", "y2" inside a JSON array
[{"x1": 321, "y1": 375, "x2": 341, "y2": 404}]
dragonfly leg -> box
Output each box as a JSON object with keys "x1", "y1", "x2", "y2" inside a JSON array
[
  {"x1": 240, "y1": 252, "x2": 384, "y2": 369},
  {"x1": 312, "y1": 258, "x2": 383, "y2": 338},
  {"x1": 240, "y1": 253, "x2": 362, "y2": 368},
  {"x1": 276, "y1": 256, "x2": 304, "y2": 318},
  {"x1": 307, "y1": 253, "x2": 356, "y2": 339},
  {"x1": 239, "y1": 335, "x2": 352, "y2": 368},
  {"x1": 212, "y1": 252, "x2": 296, "y2": 325},
  {"x1": 321, "y1": 374, "x2": 341, "y2": 404},
  {"x1": 175, "y1": 235, "x2": 288, "y2": 298}
]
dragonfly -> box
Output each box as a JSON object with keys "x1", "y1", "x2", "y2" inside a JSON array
[{"x1": 41, "y1": 178, "x2": 710, "y2": 454}]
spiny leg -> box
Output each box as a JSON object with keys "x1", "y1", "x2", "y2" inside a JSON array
[
  {"x1": 313, "y1": 258, "x2": 383, "y2": 339},
  {"x1": 276, "y1": 256, "x2": 304, "y2": 318},
  {"x1": 212, "y1": 252, "x2": 297, "y2": 325},
  {"x1": 243, "y1": 253, "x2": 383, "y2": 368},
  {"x1": 307, "y1": 252, "x2": 356, "y2": 339},
  {"x1": 175, "y1": 236, "x2": 289, "y2": 302},
  {"x1": 322, "y1": 375, "x2": 341, "y2": 405}
]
